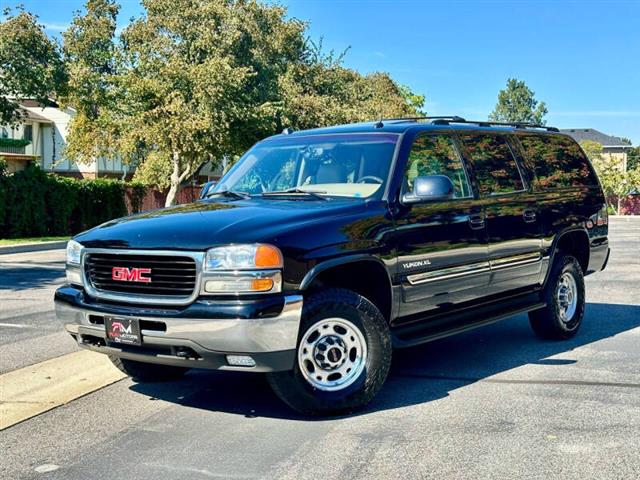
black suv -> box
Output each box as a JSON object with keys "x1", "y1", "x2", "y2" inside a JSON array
[{"x1": 55, "y1": 117, "x2": 610, "y2": 415}]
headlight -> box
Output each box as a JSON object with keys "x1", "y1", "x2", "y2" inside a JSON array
[
  {"x1": 204, "y1": 244, "x2": 283, "y2": 271},
  {"x1": 66, "y1": 240, "x2": 83, "y2": 265},
  {"x1": 202, "y1": 244, "x2": 283, "y2": 294}
]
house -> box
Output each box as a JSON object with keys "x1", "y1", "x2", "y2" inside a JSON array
[
  {"x1": 560, "y1": 128, "x2": 633, "y2": 171},
  {"x1": 0, "y1": 100, "x2": 132, "y2": 178}
]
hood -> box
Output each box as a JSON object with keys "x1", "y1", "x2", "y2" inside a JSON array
[{"x1": 74, "y1": 198, "x2": 369, "y2": 251}]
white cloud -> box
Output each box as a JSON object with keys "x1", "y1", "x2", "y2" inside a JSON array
[{"x1": 374, "y1": 51, "x2": 385, "y2": 58}]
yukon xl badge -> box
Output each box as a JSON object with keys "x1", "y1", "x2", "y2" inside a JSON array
[
  {"x1": 402, "y1": 259, "x2": 431, "y2": 270},
  {"x1": 112, "y1": 267, "x2": 152, "y2": 283}
]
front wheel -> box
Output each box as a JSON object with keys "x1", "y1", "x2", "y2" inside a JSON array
[{"x1": 267, "y1": 288, "x2": 392, "y2": 416}]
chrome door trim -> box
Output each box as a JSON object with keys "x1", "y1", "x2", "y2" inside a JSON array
[
  {"x1": 490, "y1": 252, "x2": 542, "y2": 270},
  {"x1": 407, "y1": 261, "x2": 491, "y2": 286},
  {"x1": 405, "y1": 252, "x2": 542, "y2": 286}
]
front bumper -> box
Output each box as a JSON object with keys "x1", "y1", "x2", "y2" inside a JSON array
[{"x1": 55, "y1": 286, "x2": 303, "y2": 372}]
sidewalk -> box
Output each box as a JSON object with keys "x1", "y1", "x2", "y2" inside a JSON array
[{"x1": 0, "y1": 240, "x2": 68, "y2": 255}]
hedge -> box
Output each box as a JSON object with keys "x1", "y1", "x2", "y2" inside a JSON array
[{"x1": 0, "y1": 161, "x2": 147, "y2": 239}]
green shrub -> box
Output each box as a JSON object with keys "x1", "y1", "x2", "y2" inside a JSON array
[
  {"x1": 128, "y1": 181, "x2": 147, "y2": 214},
  {"x1": 0, "y1": 164, "x2": 139, "y2": 239}
]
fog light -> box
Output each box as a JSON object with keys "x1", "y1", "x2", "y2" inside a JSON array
[{"x1": 226, "y1": 355, "x2": 256, "y2": 367}]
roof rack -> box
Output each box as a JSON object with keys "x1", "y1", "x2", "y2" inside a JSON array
[{"x1": 376, "y1": 116, "x2": 559, "y2": 132}]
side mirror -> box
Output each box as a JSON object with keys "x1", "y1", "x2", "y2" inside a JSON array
[
  {"x1": 199, "y1": 181, "x2": 217, "y2": 199},
  {"x1": 401, "y1": 175, "x2": 455, "y2": 204}
]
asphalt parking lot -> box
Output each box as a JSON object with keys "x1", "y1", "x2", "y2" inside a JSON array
[{"x1": 1, "y1": 217, "x2": 639, "y2": 480}]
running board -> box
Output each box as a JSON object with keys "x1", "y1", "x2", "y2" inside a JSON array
[{"x1": 391, "y1": 298, "x2": 546, "y2": 348}]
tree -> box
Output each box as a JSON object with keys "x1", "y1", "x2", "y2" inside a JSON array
[
  {"x1": 627, "y1": 146, "x2": 640, "y2": 171},
  {"x1": 120, "y1": 0, "x2": 306, "y2": 206},
  {"x1": 582, "y1": 140, "x2": 640, "y2": 214},
  {"x1": 278, "y1": 40, "x2": 423, "y2": 131},
  {"x1": 61, "y1": 0, "x2": 121, "y2": 165},
  {"x1": 0, "y1": 8, "x2": 67, "y2": 124},
  {"x1": 489, "y1": 78, "x2": 547, "y2": 125}
]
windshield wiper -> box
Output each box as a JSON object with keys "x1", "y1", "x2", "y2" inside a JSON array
[
  {"x1": 261, "y1": 188, "x2": 328, "y2": 201},
  {"x1": 205, "y1": 189, "x2": 251, "y2": 200}
]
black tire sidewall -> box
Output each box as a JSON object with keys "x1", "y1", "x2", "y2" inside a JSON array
[{"x1": 268, "y1": 288, "x2": 392, "y2": 415}]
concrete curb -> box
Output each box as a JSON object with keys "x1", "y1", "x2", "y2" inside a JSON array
[
  {"x1": 0, "y1": 241, "x2": 67, "y2": 255},
  {"x1": 610, "y1": 215, "x2": 640, "y2": 222}
]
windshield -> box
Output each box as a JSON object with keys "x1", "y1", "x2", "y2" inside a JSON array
[{"x1": 214, "y1": 133, "x2": 399, "y2": 199}]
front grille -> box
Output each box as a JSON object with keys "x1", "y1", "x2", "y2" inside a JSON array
[{"x1": 84, "y1": 253, "x2": 197, "y2": 298}]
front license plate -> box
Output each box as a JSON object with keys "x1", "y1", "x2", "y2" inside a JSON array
[{"x1": 105, "y1": 317, "x2": 141, "y2": 346}]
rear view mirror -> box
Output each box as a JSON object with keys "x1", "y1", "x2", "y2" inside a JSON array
[{"x1": 402, "y1": 175, "x2": 455, "y2": 204}]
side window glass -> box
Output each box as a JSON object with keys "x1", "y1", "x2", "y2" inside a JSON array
[
  {"x1": 518, "y1": 134, "x2": 598, "y2": 189},
  {"x1": 460, "y1": 134, "x2": 524, "y2": 196},
  {"x1": 404, "y1": 135, "x2": 472, "y2": 198}
]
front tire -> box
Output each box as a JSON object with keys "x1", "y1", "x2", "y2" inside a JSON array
[
  {"x1": 267, "y1": 288, "x2": 392, "y2": 416},
  {"x1": 529, "y1": 254, "x2": 585, "y2": 340},
  {"x1": 108, "y1": 355, "x2": 188, "y2": 382}
]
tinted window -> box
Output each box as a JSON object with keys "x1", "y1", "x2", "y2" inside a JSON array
[
  {"x1": 519, "y1": 134, "x2": 598, "y2": 189},
  {"x1": 461, "y1": 134, "x2": 524, "y2": 195},
  {"x1": 404, "y1": 135, "x2": 472, "y2": 198}
]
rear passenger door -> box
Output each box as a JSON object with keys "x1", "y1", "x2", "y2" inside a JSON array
[{"x1": 458, "y1": 134, "x2": 543, "y2": 294}]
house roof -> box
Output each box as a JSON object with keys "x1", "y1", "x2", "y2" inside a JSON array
[
  {"x1": 559, "y1": 128, "x2": 631, "y2": 147},
  {"x1": 22, "y1": 108, "x2": 52, "y2": 123}
]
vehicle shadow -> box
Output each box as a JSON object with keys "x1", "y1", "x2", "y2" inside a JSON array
[
  {"x1": 0, "y1": 263, "x2": 65, "y2": 291},
  {"x1": 129, "y1": 302, "x2": 640, "y2": 420}
]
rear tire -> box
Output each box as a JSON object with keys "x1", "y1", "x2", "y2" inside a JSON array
[
  {"x1": 267, "y1": 288, "x2": 392, "y2": 416},
  {"x1": 529, "y1": 254, "x2": 585, "y2": 340},
  {"x1": 108, "y1": 355, "x2": 188, "y2": 382}
]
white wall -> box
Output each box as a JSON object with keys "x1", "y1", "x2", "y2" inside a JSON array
[{"x1": 23, "y1": 105, "x2": 130, "y2": 176}]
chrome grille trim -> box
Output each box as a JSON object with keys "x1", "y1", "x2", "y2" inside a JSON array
[{"x1": 80, "y1": 248, "x2": 205, "y2": 306}]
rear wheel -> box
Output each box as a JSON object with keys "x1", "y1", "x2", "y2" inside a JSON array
[
  {"x1": 267, "y1": 288, "x2": 392, "y2": 416},
  {"x1": 108, "y1": 355, "x2": 188, "y2": 382},
  {"x1": 529, "y1": 254, "x2": 585, "y2": 340}
]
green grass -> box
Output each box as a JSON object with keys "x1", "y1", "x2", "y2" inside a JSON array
[{"x1": 0, "y1": 236, "x2": 70, "y2": 246}]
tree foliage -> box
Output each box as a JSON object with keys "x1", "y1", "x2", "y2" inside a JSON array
[
  {"x1": 627, "y1": 146, "x2": 640, "y2": 171},
  {"x1": 58, "y1": 0, "x2": 424, "y2": 207},
  {"x1": 489, "y1": 78, "x2": 547, "y2": 125},
  {"x1": 581, "y1": 140, "x2": 640, "y2": 214},
  {"x1": 61, "y1": 0, "x2": 121, "y2": 165},
  {"x1": 0, "y1": 8, "x2": 67, "y2": 124}
]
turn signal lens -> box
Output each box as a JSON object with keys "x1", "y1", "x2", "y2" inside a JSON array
[
  {"x1": 251, "y1": 278, "x2": 274, "y2": 292},
  {"x1": 255, "y1": 245, "x2": 283, "y2": 268}
]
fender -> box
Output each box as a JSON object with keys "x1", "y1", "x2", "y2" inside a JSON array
[
  {"x1": 299, "y1": 254, "x2": 393, "y2": 291},
  {"x1": 542, "y1": 226, "x2": 590, "y2": 288}
]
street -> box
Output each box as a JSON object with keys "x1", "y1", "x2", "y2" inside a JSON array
[{"x1": 1, "y1": 217, "x2": 639, "y2": 480}]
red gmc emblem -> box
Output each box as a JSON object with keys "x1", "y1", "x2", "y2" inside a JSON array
[{"x1": 112, "y1": 267, "x2": 152, "y2": 283}]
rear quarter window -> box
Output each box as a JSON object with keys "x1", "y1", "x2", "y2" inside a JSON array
[{"x1": 518, "y1": 134, "x2": 598, "y2": 189}]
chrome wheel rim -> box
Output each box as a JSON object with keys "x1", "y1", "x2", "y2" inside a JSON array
[
  {"x1": 297, "y1": 318, "x2": 367, "y2": 392},
  {"x1": 556, "y1": 272, "x2": 578, "y2": 324}
]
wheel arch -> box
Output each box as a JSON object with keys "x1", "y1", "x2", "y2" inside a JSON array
[
  {"x1": 547, "y1": 228, "x2": 590, "y2": 282},
  {"x1": 300, "y1": 255, "x2": 394, "y2": 323}
]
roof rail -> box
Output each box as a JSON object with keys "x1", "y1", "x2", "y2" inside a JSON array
[{"x1": 376, "y1": 116, "x2": 559, "y2": 132}]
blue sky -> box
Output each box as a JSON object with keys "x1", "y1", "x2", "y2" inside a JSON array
[{"x1": 9, "y1": 0, "x2": 640, "y2": 143}]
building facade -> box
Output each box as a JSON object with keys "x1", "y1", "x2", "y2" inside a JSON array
[{"x1": 1, "y1": 100, "x2": 131, "y2": 178}]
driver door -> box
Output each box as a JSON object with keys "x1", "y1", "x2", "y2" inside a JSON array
[{"x1": 393, "y1": 133, "x2": 490, "y2": 320}]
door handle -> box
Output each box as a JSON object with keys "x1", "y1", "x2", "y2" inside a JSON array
[
  {"x1": 523, "y1": 210, "x2": 537, "y2": 223},
  {"x1": 468, "y1": 214, "x2": 485, "y2": 230}
]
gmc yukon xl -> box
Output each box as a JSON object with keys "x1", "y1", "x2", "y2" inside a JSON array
[{"x1": 55, "y1": 117, "x2": 610, "y2": 415}]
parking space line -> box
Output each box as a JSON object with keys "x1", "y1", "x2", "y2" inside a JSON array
[{"x1": 0, "y1": 350, "x2": 126, "y2": 430}]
